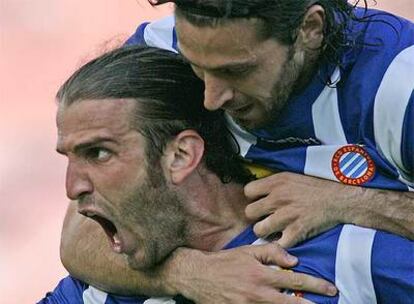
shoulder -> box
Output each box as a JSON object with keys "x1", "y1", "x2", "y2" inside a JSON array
[
  {"x1": 37, "y1": 276, "x2": 89, "y2": 303},
  {"x1": 37, "y1": 276, "x2": 160, "y2": 304},
  {"x1": 125, "y1": 15, "x2": 177, "y2": 52}
]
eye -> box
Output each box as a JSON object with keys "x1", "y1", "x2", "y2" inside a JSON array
[
  {"x1": 84, "y1": 147, "x2": 112, "y2": 163},
  {"x1": 217, "y1": 66, "x2": 253, "y2": 79}
]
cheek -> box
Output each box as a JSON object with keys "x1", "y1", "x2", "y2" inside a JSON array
[{"x1": 92, "y1": 162, "x2": 147, "y2": 197}]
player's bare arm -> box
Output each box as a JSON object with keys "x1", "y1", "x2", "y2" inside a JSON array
[
  {"x1": 61, "y1": 203, "x2": 337, "y2": 303},
  {"x1": 245, "y1": 172, "x2": 414, "y2": 248}
]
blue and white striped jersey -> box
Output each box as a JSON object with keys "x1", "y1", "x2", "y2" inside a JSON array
[
  {"x1": 38, "y1": 224, "x2": 414, "y2": 304},
  {"x1": 125, "y1": 8, "x2": 414, "y2": 191}
]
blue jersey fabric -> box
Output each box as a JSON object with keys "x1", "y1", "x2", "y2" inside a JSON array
[
  {"x1": 125, "y1": 8, "x2": 414, "y2": 191},
  {"x1": 38, "y1": 224, "x2": 414, "y2": 304}
]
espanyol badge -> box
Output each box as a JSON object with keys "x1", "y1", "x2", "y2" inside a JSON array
[{"x1": 331, "y1": 145, "x2": 376, "y2": 185}]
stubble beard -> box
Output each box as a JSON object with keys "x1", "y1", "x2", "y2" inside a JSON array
[
  {"x1": 237, "y1": 47, "x2": 316, "y2": 131},
  {"x1": 122, "y1": 169, "x2": 189, "y2": 271}
]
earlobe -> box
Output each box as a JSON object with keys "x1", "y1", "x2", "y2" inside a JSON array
[
  {"x1": 163, "y1": 130, "x2": 205, "y2": 185},
  {"x1": 298, "y1": 5, "x2": 325, "y2": 49}
]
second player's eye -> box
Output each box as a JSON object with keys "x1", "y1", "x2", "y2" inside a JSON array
[{"x1": 217, "y1": 66, "x2": 252, "y2": 78}]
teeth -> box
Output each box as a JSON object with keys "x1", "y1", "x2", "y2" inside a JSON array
[
  {"x1": 85, "y1": 211, "x2": 96, "y2": 217},
  {"x1": 112, "y1": 234, "x2": 122, "y2": 253}
]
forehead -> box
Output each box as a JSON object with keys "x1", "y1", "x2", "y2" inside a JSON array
[
  {"x1": 57, "y1": 99, "x2": 136, "y2": 148},
  {"x1": 176, "y1": 17, "x2": 265, "y2": 67}
]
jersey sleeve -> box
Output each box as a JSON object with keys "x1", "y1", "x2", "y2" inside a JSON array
[
  {"x1": 37, "y1": 276, "x2": 88, "y2": 304},
  {"x1": 37, "y1": 276, "x2": 174, "y2": 304},
  {"x1": 373, "y1": 44, "x2": 414, "y2": 188},
  {"x1": 371, "y1": 231, "x2": 414, "y2": 303},
  {"x1": 125, "y1": 16, "x2": 178, "y2": 53}
]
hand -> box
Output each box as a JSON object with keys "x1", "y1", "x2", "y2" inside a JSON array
[
  {"x1": 245, "y1": 172, "x2": 358, "y2": 248},
  {"x1": 162, "y1": 244, "x2": 337, "y2": 304}
]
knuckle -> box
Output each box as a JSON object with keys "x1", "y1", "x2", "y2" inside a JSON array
[
  {"x1": 245, "y1": 203, "x2": 258, "y2": 219},
  {"x1": 290, "y1": 273, "x2": 305, "y2": 290},
  {"x1": 291, "y1": 297, "x2": 305, "y2": 304},
  {"x1": 254, "y1": 219, "x2": 271, "y2": 236}
]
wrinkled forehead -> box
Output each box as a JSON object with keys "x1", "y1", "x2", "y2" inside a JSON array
[{"x1": 56, "y1": 98, "x2": 136, "y2": 133}]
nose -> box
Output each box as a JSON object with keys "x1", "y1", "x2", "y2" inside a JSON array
[
  {"x1": 65, "y1": 160, "x2": 93, "y2": 201},
  {"x1": 203, "y1": 73, "x2": 234, "y2": 111}
]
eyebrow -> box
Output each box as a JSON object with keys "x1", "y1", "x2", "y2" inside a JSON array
[
  {"x1": 56, "y1": 137, "x2": 118, "y2": 155},
  {"x1": 179, "y1": 50, "x2": 256, "y2": 72}
]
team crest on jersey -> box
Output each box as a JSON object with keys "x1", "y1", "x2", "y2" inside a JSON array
[{"x1": 331, "y1": 145, "x2": 375, "y2": 185}]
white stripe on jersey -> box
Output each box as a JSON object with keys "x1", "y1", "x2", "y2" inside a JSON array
[
  {"x1": 225, "y1": 114, "x2": 257, "y2": 157},
  {"x1": 305, "y1": 68, "x2": 348, "y2": 182},
  {"x1": 83, "y1": 286, "x2": 108, "y2": 304},
  {"x1": 374, "y1": 45, "x2": 414, "y2": 186},
  {"x1": 304, "y1": 145, "x2": 341, "y2": 180},
  {"x1": 143, "y1": 16, "x2": 177, "y2": 53},
  {"x1": 336, "y1": 225, "x2": 377, "y2": 304},
  {"x1": 143, "y1": 297, "x2": 176, "y2": 303},
  {"x1": 312, "y1": 67, "x2": 347, "y2": 145}
]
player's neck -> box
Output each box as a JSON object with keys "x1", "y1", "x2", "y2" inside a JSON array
[{"x1": 184, "y1": 176, "x2": 253, "y2": 251}]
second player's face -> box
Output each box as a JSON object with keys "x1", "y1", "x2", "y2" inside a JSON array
[
  {"x1": 176, "y1": 17, "x2": 306, "y2": 130},
  {"x1": 57, "y1": 99, "x2": 188, "y2": 270}
]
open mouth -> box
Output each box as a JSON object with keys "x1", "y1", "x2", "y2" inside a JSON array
[{"x1": 80, "y1": 211, "x2": 123, "y2": 253}]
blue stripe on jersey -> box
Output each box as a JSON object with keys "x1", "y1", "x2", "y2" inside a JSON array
[
  {"x1": 37, "y1": 276, "x2": 89, "y2": 304},
  {"x1": 288, "y1": 226, "x2": 341, "y2": 304},
  {"x1": 371, "y1": 231, "x2": 414, "y2": 303},
  {"x1": 401, "y1": 92, "x2": 414, "y2": 179},
  {"x1": 222, "y1": 224, "x2": 257, "y2": 249},
  {"x1": 250, "y1": 64, "x2": 331, "y2": 142},
  {"x1": 105, "y1": 293, "x2": 149, "y2": 304},
  {"x1": 363, "y1": 146, "x2": 409, "y2": 190},
  {"x1": 172, "y1": 26, "x2": 178, "y2": 51},
  {"x1": 246, "y1": 146, "x2": 307, "y2": 173},
  {"x1": 124, "y1": 22, "x2": 150, "y2": 46}
]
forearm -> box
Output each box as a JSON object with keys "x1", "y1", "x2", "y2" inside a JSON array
[
  {"x1": 341, "y1": 187, "x2": 414, "y2": 239},
  {"x1": 60, "y1": 203, "x2": 176, "y2": 296},
  {"x1": 61, "y1": 203, "x2": 336, "y2": 303}
]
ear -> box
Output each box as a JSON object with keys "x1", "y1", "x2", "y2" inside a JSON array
[
  {"x1": 297, "y1": 5, "x2": 325, "y2": 50},
  {"x1": 162, "y1": 130, "x2": 205, "y2": 185}
]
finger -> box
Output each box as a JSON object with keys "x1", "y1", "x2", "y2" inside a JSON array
[
  {"x1": 267, "y1": 268, "x2": 337, "y2": 297},
  {"x1": 277, "y1": 221, "x2": 308, "y2": 248},
  {"x1": 253, "y1": 209, "x2": 296, "y2": 239},
  {"x1": 244, "y1": 174, "x2": 281, "y2": 199},
  {"x1": 277, "y1": 221, "x2": 334, "y2": 249},
  {"x1": 277, "y1": 294, "x2": 316, "y2": 304},
  {"x1": 245, "y1": 197, "x2": 276, "y2": 221},
  {"x1": 243, "y1": 289, "x2": 316, "y2": 304},
  {"x1": 264, "y1": 290, "x2": 316, "y2": 304},
  {"x1": 244, "y1": 242, "x2": 298, "y2": 268}
]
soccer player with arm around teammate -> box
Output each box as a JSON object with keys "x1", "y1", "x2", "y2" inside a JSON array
[
  {"x1": 61, "y1": 1, "x2": 414, "y2": 302},
  {"x1": 41, "y1": 45, "x2": 413, "y2": 304}
]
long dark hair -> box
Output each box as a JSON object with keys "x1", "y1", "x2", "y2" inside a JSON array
[{"x1": 149, "y1": 0, "x2": 386, "y2": 76}]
